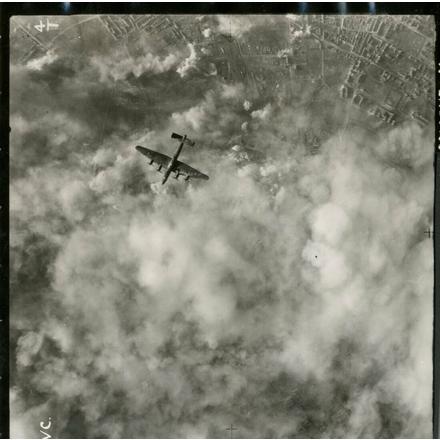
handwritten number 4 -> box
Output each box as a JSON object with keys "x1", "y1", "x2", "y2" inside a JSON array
[{"x1": 34, "y1": 20, "x2": 45, "y2": 32}]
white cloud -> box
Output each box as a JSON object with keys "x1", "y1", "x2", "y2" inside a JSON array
[
  {"x1": 94, "y1": 51, "x2": 179, "y2": 81},
  {"x1": 251, "y1": 103, "x2": 272, "y2": 121},
  {"x1": 207, "y1": 62, "x2": 217, "y2": 76},
  {"x1": 202, "y1": 28, "x2": 212, "y2": 38},
  {"x1": 26, "y1": 50, "x2": 58, "y2": 70},
  {"x1": 171, "y1": 98, "x2": 211, "y2": 131},
  {"x1": 220, "y1": 83, "x2": 244, "y2": 99},
  {"x1": 243, "y1": 100, "x2": 252, "y2": 111},
  {"x1": 215, "y1": 15, "x2": 277, "y2": 38},
  {"x1": 216, "y1": 15, "x2": 254, "y2": 37},
  {"x1": 176, "y1": 43, "x2": 198, "y2": 78},
  {"x1": 291, "y1": 25, "x2": 311, "y2": 39},
  {"x1": 10, "y1": 119, "x2": 434, "y2": 436},
  {"x1": 310, "y1": 202, "x2": 350, "y2": 246},
  {"x1": 16, "y1": 332, "x2": 44, "y2": 367}
]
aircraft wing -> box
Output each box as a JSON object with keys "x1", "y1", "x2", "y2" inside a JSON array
[
  {"x1": 174, "y1": 160, "x2": 209, "y2": 180},
  {"x1": 136, "y1": 146, "x2": 171, "y2": 172}
]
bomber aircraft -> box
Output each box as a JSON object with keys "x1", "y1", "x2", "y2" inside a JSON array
[{"x1": 136, "y1": 133, "x2": 209, "y2": 185}]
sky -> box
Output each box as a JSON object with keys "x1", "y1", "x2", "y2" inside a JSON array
[{"x1": 9, "y1": 14, "x2": 435, "y2": 438}]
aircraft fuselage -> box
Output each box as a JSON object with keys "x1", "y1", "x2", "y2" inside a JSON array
[{"x1": 162, "y1": 135, "x2": 186, "y2": 184}]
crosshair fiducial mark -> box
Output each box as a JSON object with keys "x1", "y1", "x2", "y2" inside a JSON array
[
  {"x1": 424, "y1": 229, "x2": 434, "y2": 239},
  {"x1": 226, "y1": 424, "x2": 238, "y2": 439}
]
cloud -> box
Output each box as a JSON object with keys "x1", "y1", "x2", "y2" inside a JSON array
[
  {"x1": 10, "y1": 114, "x2": 434, "y2": 438},
  {"x1": 291, "y1": 25, "x2": 311, "y2": 39},
  {"x1": 215, "y1": 15, "x2": 278, "y2": 38},
  {"x1": 170, "y1": 84, "x2": 246, "y2": 143},
  {"x1": 207, "y1": 62, "x2": 217, "y2": 76},
  {"x1": 176, "y1": 43, "x2": 199, "y2": 78},
  {"x1": 10, "y1": 14, "x2": 434, "y2": 439},
  {"x1": 26, "y1": 50, "x2": 58, "y2": 70},
  {"x1": 171, "y1": 97, "x2": 212, "y2": 131},
  {"x1": 286, "y1": 14, "x2": 300, "y2": 22},
  {"x1": 216, "y1": 15, "x2": 254, "y2": 38},
  {"x1": 251, "y1": 103, "x2": 272, "y2": 121},
  {"x1": 16, "y1": 332, "x2": 44, "y2": 367},
  {"x1": 93, "y1": 51, "x2": 180, "y2": 82},
  {"x1": 202, "y1": 28, "x2": 212, "y2": 38}
]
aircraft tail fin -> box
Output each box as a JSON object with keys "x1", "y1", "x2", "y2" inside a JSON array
[
  {"x1": 171, "y1": 132, "x2": 183, "y2": 140},
  {"x1": 171, "y1": 132, "x2": 195, "y2": 146}
]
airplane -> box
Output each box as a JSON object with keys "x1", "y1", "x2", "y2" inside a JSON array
[{"x1": 135, "y1": 133, "x2": 209, "y2": 185}]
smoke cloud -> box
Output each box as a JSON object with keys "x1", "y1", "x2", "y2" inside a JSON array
[{"x1": 10, "y1": 14, "x2": 434, "y2": 439}]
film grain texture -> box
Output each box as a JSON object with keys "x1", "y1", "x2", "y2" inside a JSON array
[{"x1": 10, "y1": 14, "x2": 435, "y2": 438}]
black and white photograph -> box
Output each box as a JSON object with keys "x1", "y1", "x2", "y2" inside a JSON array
[{"x1": 7, "y1": 8, "x2": 436, "y2": 438}]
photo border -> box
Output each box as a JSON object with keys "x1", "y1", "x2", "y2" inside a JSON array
[{"x1": 1, "y1": 3, "x2": 439, "y2": 438}]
